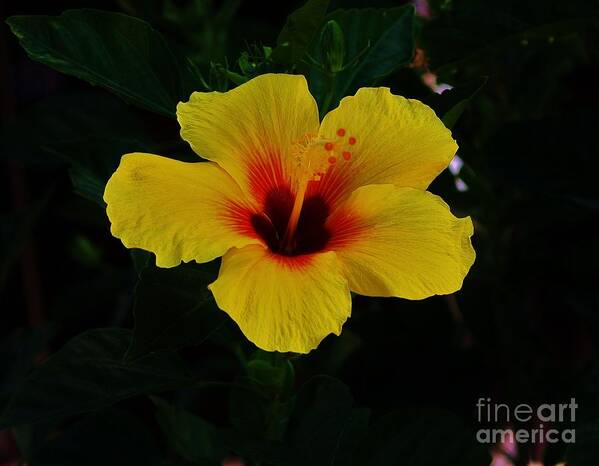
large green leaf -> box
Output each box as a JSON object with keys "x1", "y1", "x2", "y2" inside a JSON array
[
  {"x1": 227, "y1": 383, "x2": 282, "y2": 461},
  {"x1": 226, "y1": 352, "x2": 296, "y2": 462},
  {"x1": 6, "y1": 9, "x2": 201, "y2": 118},
  {"x1": 344, "y1": 6, "x2": 415, "y2": 88},
  {"x1": 28, "y1": 408, "x2": 163, "y2": 466},
  {"x1": 1, "y1": 91, "x2": 156, "y2": 206},
  {"x1": 125, "y1": 263, "x2": 227, "y2": 361},
  {"x1": 271, "y1": 0, "x2": 330, "y2": 66},
  {"x1": 245, "y1": 351, "x2": 295, "y2": 397},
  {"x1": 276, "y1": 376, "x2": 370, "y2": 466},
  {"x1": 152, "y1": 396, "x2": 228, "y2": 465},
  {"x1": 310, "y1": 6, "x2": 415, "y2": 111},
  {"x1": 0, "y1": 328, "x2": 194, "y2": 428},
  {"x1": 0, "y1": 326, "x2": 55, "y2": 411}
]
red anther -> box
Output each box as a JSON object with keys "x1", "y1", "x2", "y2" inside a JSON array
[
  {"x1": 348, "y1": 136, "x2": 357, "y2": 145},
  {"x1": 324, "y1": 142, "x2": 334, "y2": 151},
  {"x1": 328, "y1": 156, "x2": 337, "y2": 164},
  {"x1": 336, "y1": 128, "x2": 346, "y2": 137},
  {"x1": 342, "y1": 151, "x2": 352, "y2": 160}
]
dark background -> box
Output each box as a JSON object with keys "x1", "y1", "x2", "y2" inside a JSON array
[{"x1": 2, "y1": 1, "x2": 599, "y2": 465}]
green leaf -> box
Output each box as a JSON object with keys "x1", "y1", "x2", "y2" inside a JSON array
[
  {"x1": 423, "y1": 77, "x2": 487, "y2": 129},
  {"x1": 152, "y1": 396, "x2": 228, "y2": 465},
  {"x1": 271, "y1": 0, "x2": 330, "y2": 66},
  {"x1": 310, "y1": 329, "x2": 362, "y2": 375},
  {"x1": 2, "y1": 91, "x2": 155, "y2": 206},
  {"x1": 0, "y1": 328, "x2": 194, "y2": 428},
  {"x1": 125, "y1": 263, "x2": 226, "y2": 361},
  {"x1": 68, "y1": 163, "x2": 109, "y2": 206},
  {"x1": 276, "y1": 376, "x2": 370, "y2": 466},
  {"x1": 227, "y1": 359, "x2": 296, "y2": 460},
  {"x1": 12, "y1": 422, "x2": 53, "y2": 462},
  {"x1": 0, "y1": 326, "x2": 55, "y2": 411},
  {"x1": 226, "y1": 389, "x2": 281, "y2": 462},
  {"x1": 6, "y1": 9, "x2": 201, "y2": 118},
  {"x1": 346, "y1": 6, "x2": 415, "y2": 87},
  {"x1": 130, "y1": 249, "x2": 152, "y2": 276},
  {"x1": 352, "y1": 408, "x2": 490, "y2": 466},
  {"x1": 245, "y1": 350, "x2": 295, "y2": 397},
  {"x1": 229, "y1": 377, "x2": 292, "y2": 442},
  {"x1": 29, "y1": 408, "x2": 163, "y2": 466},
  {"x1": 311, "y1": 6, "x2": 415, "y2": 110}
]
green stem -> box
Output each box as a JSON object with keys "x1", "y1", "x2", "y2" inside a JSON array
[{"x1": 319, "y1": 72, "x2": 337, "y2": 116}]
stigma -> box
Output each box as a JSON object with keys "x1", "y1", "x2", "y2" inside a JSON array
[{"x1": 282, "y1": 129, "x2": 356, "y2": 252}]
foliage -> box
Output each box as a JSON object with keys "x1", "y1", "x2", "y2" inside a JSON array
[{"x1": 2, "y1": 0, "x2": 599, "y2": 465}]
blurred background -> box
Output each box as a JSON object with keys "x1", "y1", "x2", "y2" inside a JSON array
[{"x1": 2, "y1": 1, "x2": 599, "y2": 465}]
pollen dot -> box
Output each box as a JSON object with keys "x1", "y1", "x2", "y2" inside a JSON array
[
  {"x1": 342, "y1": 151, "x2": 351, "y2": 160},
  {"x1": 324, "y1": 142, "x2": 334, "y2": 151},
  {"x1": 336, "y1": 128, "x2": 346, "y2": 137},
  {"x1": 328, "y1": 156, "x2": 337, "y2": 164},
  {"x1": 348, "y1": 136, "x2": 357, "y2": 145}
]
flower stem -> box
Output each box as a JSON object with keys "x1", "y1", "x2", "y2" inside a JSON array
[{"x1": 319, "y1": 72, "x2": 337, "y2": 116}]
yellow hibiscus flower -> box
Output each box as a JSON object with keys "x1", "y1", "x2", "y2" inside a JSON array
[{"x1": 104, "y1": 73, "x2": 475, "y2": 354}]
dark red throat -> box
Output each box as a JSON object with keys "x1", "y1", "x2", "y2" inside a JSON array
[{"x1": 250, "y1": 186, "x2": 330, "y2": 256}]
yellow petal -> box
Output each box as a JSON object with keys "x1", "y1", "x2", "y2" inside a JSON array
[
  {"x1": 104, "y1": 153, "x2": 260, "y2": 267},
  {"x1": 209, "y1": 245, "x2": 351, "y2": 353},
  {"x1": 317, "y1": 88, "x2": 457, "y2": 204},
  {"x1": 177, "y1": 73, "x2": 320, "y2": 204},
  {"x1": 326, "y1": 185, "x2": 475, "y2": 299}
]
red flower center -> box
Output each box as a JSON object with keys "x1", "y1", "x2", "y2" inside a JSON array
[{"x1": 250, "y1": 185, "x2": 331, "y2": 256}]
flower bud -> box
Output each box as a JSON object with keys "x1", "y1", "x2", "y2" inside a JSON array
[
  {"x1": 319, "y1": 20, "x2": 345, "y2": 74},
  {"x1": 238, "y1": 52, "x2": 255, "y2": 76}
]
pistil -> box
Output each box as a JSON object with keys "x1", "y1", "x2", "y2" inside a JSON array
[
  {"x1": 280, "y1": 128, "x2": 356, "y2": 254},
  {"x1": 281, "y1": 178, "x2": 309, "y2": 253}
]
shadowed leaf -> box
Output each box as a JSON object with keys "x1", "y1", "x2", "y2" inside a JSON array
[
  {"x1": 0, "y1": 328, "x2": 194, "y2": 428},
  {"x1": 6, "y1": 9, "x2": 201, "y2": 117},
  {"x1": 309, "y1": 6, "x2": 415, "y2": 110},
  {"x1": 126, "y1": 264, "x2": 226, "y2": 361},
  {"x1": 29, "y1": 408, "x2": 162, "y2": 466},
  {"x1": 271, "y1": 0, "x2": 330, "y2": 66},
  {"x1": 152, "y1": 396, "x2": 228, "y2": 465},
  {"x1": 276, "y1": 376, "x2": 370, "y2": 466}
]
